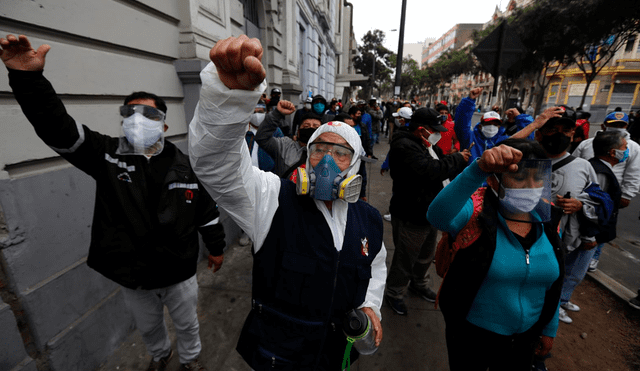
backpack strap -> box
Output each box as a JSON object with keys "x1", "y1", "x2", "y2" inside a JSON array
[
  {"x1": 434, "y1": 187, "x2": 486, "y2": 308},
  {"x1": 552, "y1": 155, "x2": 576, "y2": 172},
  {"x1": 283, "y1": 151, "x2": 307, "y2": 181}
]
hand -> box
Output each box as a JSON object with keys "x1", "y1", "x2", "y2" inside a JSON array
[
  {"x1": 459, "y1": 149, "x2": 471, "y2": 162},
  {"x1": 276, "y1": 100, "x2": 296, "y2": 115},
  {"x1": 380, "y1": 168, "x2": 389, "y2": 176},
  {"x1": 580, "y1": 240, "x2": 598, "y2": 250},
  {"x1": 360, "y1": 196, "x2": 368, "y2": 202},
  {"x1": 208, "y1": 254, "x2": 224, "y2": 273},
  {"x1": 555, "y1": 195, "x2": 583, "y2": 214},
  {"x1": 620, "y1": 198, "x2": 631, "y2": 208},
  {"x1": 531, "y1": 106, "x2": 564, "y2": 130},
  {"x1": 361, "y1": 307, "x2": 382, "y2": 347},
  {"x1": 0, "y1": 34, "x2": 50, "y2": 71},
  {"x1": 477, "y1": 144, "x2": 523, "y2": 173},
  {"x1": 469, "y1": 87, "x2": 483, "y2": 100},
  {"x1": 535, "y1": 336, "x2": 554, "y2": 357},
  {"x1": 209, "y1": 35, "x2": 266, "y2": 90},
  {"x1": 505, "y1": 108, "x2": 520, "y2": 121}
]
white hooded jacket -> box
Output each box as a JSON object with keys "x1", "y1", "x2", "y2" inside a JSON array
[{"x1": 188, "y1": 62, "x2": 387, "y2": 319}]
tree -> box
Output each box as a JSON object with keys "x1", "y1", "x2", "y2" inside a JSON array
[
  {"x1": 352, "y1": 30, "x2": 394, "y2": 98},
  {"x1": 509, "y1": 0, "x2": 640, "y2": 111}
]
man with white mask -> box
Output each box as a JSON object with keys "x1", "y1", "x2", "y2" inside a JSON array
[
  {"x1": 1, "y1": 34, "x2": 226, "y2": 371},
  {"x1": 455, "y1": 87, "x2": 511, "y2": 163},
  {"x1": 189, "y1": 35, "x2": 387, "y2": 370},
  {"x1": 385, "y1": 107, "x2": 470, "y2": 315},
  {"x1": 572, "y1": 111, "x2": 640, "y2": 272}
]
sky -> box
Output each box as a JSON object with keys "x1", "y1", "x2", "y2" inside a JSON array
[{"x1": 347, "y1": 0, "x2": 506, "y2": 54}]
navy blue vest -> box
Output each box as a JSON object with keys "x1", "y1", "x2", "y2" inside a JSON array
[
  {"x1": 588, "y1": 158, "x2": 621, "y2": 243},
  {"x1": 236, "y1": 180, "x2": 383, "y2": 370}
]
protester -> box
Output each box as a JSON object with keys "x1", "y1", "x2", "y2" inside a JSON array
[
  {"x1": 265, "y1": 87, "x2": 281, "y2": 112},
  {"x1": 343, "y1": 110, "x2": 372, "y2": 158},
  {"x1": 384, "y1": 107, "x2": 470, "y2": 315},
  {"x1": 455, "y1": 87, "x2": 510, "y2": 163},
  {"x1": 1, "y1": 34, "x2": 226, "y2": 371},
  {"x1": 428, "y1": 139, "x2": 564, "y2": 371},
  {"x1": 533, "y1": 106, "x2": 611, "y2": 325},
  {"x1": 504, "y1": 106, "x2": 535, "y2": 140},
  {"x1": 323, "y1": 98, "x2": 339, "y2": 118},
  {"x1": 435, "y1": 102, "x2": 460, "y2": 155},
  {"x1": 367, "y1": 98, "x2": 384, "y2": 148},
  {"x1": 292, "y1": 97, "x2": 312, "y2": 137},
  {"x1": 576, "y1": 109, "x2": 591, "y2": 139},
  {"x1": 255, "y1": 100, "x2": 314, "y2": 179},
  {"x1": 239, "y1": 102, "x2": 285, "y2": 246},
  {"x1": 311, "y1": 94, "x2": 328, "y2": 116},
  {"x1": 585, "y1": 131, "x2": 625, "y2": 273},
  {"x1": 189, "y1": 35, "x2": 387, "y2": 370},
  {"x1": 357, "y1": 100, "x2": 374, "y2": 148},
  {"x1": 572, "y1": 111, "x2": 640, "y2": 272}
]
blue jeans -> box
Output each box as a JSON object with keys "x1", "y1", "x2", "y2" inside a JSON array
[
  {"x1": 560, "y1": 247, "x2": 597, "y2": 304},
  {"x1": 592, "y1": 242, "x2": 605, "y2": 261},
  {"x1": 372, "y1": 132, "x2": 379, "y2": 144}
]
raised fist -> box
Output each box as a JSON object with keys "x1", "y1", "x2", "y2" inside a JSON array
[{"x1": 209, "y1": 35, "x2": 266, "y2": 91}]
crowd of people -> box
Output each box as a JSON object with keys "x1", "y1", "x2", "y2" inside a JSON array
[{"x1": 2, "y1": 32, "x2": 640, "y2": 371}]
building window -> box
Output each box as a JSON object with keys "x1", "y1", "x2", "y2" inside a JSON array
[{"x1": 625, "y1": 35, "x2": 636, "y2": 53}]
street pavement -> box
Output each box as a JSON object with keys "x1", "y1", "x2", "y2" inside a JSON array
[{"x1": 97, "y1": 122, "x2": 640, "y2": 371}]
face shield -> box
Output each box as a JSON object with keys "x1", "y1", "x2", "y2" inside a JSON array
[
  {"x1": 116, "y1": 105, "x2": 166, "y2": 156},
  {"x1": 495, "y1": 159, "x2": 552, "y2": 223}
]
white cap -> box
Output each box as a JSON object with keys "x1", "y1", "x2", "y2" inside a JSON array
[
  {"x1": 482, "y1": 111, "x2": 501, "y2": 122},
  {"x1": 392, "y1": 107, "x2": 413, "y2": 119}
]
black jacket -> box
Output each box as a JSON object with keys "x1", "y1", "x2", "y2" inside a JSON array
[
  {"x1": 9, "y1": 69, "x2": 225, "y2": 289},
  {"x1": 389, "y1": 129, "x2": 467, "y2": 225}
]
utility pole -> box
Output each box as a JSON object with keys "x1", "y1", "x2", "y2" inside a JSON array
[{"x1": 394, "y1": 0, "x2": 407, "y2": 98}]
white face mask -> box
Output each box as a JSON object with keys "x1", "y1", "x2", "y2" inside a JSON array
[
  {"x1": 122, "y1": 113, "x2": 164, "y2": 148},
  {"x1": 481, "y1": 124, "x2": 499, "y2": 138},
  {"x1": 427, "y1": 131, "x2": 442, "y2": 146},
  {"x1": 250, "y1": 112, "x2": 265, "y2": 127},
  {"x1": 500, "y1": 185, "x2": 543, "y2": 214}
]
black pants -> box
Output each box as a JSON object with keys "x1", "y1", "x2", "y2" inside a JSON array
[{"x1": 445, "y1": 319, "x2": 539, "y2": 371}]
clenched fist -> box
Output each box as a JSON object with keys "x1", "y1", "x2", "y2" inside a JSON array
[
  {"x1": 276, "y1": 100, "x2": 296, "y2": 115},
  {"x1": 209, "y1": 35, "x2": 266, "y2": 91}
]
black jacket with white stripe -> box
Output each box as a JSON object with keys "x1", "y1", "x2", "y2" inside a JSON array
[{"x1": 9, "y1": 69, "x2": 225, "y2": 289}]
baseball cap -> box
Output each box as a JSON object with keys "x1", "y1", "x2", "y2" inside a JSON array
[
  {"x1": 604, "y1": 111, "x2": 629, "y2": 124},
  {"x1": 392, "y1": 107, "x2": 413, "y2": 120},
  {"x1": 412, "y1": 108, "x2": 448, "y2": 132},
  {"x1": 541, "y1": 105, "x2": 577, "y2": 130},
  {"x1": 271, "y1": 88, "x2": 281, "y2": 94},
  {"x1": 482, "y1": 111, "x2": 502, "y2": 123}
]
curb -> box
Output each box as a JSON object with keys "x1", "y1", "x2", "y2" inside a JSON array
[{"x1": 586, "y1": 269, "x2": 636, "y2": 303}]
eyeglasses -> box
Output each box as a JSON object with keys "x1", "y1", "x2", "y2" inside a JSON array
[
  {"x1": 120, "y1": 105, "x2": 166, "y2": 121},
  {"x1": 309, "y1": 142, "x2": 354, "y2": 162}
]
